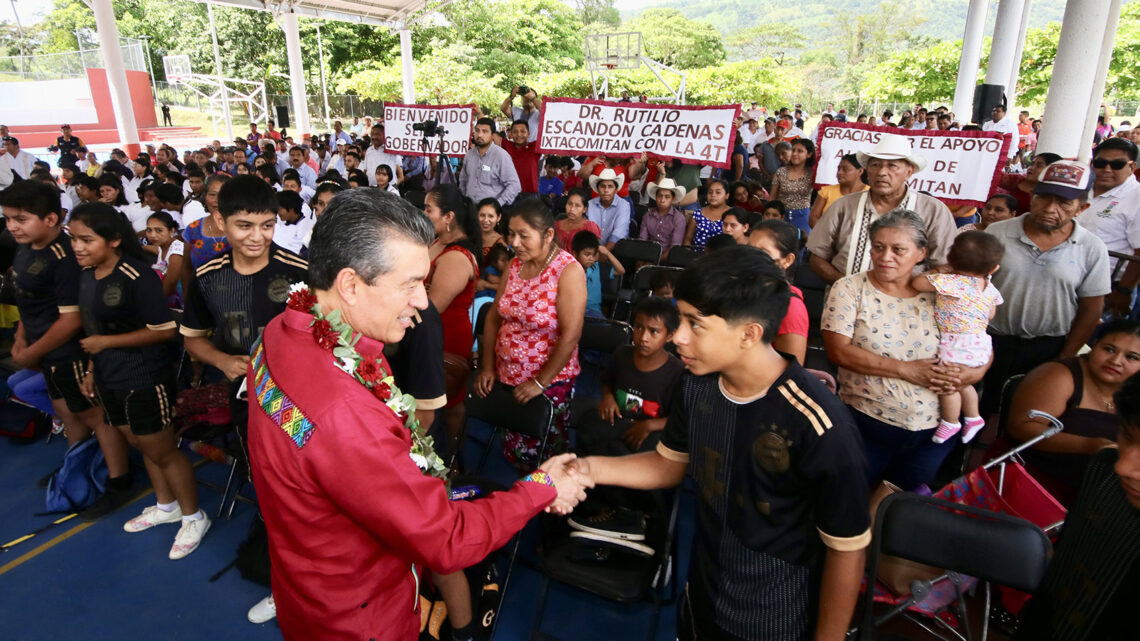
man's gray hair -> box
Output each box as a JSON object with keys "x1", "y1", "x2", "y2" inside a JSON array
[
  {"x1": 868, "y1": 208, "x2": 932, "y2": 259},
  {"x1": 307, "y1": 188, "x2": 434, "y2": 290}
]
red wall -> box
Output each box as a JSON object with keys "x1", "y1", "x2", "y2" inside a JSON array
[{"x1": 9, "y1": 68, "x2": 157, "y2": 148}]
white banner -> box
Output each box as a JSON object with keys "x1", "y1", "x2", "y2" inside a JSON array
[
  {"x1": 382, "y1": 103, "x2": 474, "y2": 157},
  {"x1": 814, "y1": 123, "x2": 1011, "y2": 207},
  {"x1": 537, "y1": 98, "x2": 741, "y2": 169}
]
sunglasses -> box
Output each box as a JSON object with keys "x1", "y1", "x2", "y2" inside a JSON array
[{"x1": 1092, "y1": 157, "x2": 1131, "y2": 170}]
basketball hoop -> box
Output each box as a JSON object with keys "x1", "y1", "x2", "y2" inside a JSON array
[{"x1": 163, "y1": 54, "x2": 191, "y2": 87}]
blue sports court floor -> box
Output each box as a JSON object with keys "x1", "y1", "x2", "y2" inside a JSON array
[{"x1": 0, "y1": 412, "x2": 694, "y2": 641}]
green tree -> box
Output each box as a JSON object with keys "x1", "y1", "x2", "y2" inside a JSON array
[
  {"x1": 623, "y1": 8, "x2": 726, "y2": 69},
  {"x1": 574, "y1": 0, "x2": 619, "y2": 30},
  {"x1": 826, "y1": 1, "x2": 930, "y2": 95},
  {"x1": 860, "y1": 39, "x2": 984, "y2": 103},
  {"x1": 726, "y1": 23, "x2": 806, "y2": 64},
  {"x1": 337, "y1": 42, "x2": 504, "y2": 109}
]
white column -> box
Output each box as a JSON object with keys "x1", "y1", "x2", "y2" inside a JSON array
[
  {"x1": 91, "y1": 0, "x2": 141, "y2": 155},
  {"x1": 1005, "y1": 0, "x2": 1033, "y2": 113},
  {"x1": 400, "y1": 28, "x2": 414, "y2": 104},
  {"x1": 280, "y1": 11, "x2": 311, "y2": 138},
  {"x1": 985, "y1": 0, "x2": 1026, "y2": 93},
  {"x1": 1078, "y1": 0, "x2": 1124, "y2": 162},
  {"x1": 207, "y1": 3, "x2": 233, "y2": 142},
  {"x1": 951, "y1": 0, "x2": 990, "y2": 120},
  {"x1": 1037, "y1": 0, "x2": 1113, "y2": 158}
]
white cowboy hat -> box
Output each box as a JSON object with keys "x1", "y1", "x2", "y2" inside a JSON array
[
  {"x1": 856, "y1": 133, "x2": 927, "y2": 172},
  {"x1": 588, "y1": 167, "x2": 625, "y2": 192},
  {"x1": 646, "y1": 177, "x2": 686, "y2": 201}
]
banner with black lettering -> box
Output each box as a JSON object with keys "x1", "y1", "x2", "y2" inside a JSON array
[
  {"x1": 383, "y1": 102, "x2": 474, "y2": 157},
  {"x1": 537, "y1": 98, "x2": 741, "y2": 169},
  {"x1": 814, "y1": 122, "x2": 1011, "y2": 207}
]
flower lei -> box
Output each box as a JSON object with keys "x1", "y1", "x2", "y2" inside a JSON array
[{"x1": 286, "y1": 283, "x2": 449, "y2": 481}]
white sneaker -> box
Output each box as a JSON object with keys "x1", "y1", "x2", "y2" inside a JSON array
[
  {"x1": 123, "y1": 505, "x2": 183, "y2": 533},
  {"x1": 168, "y1": 513, "x2": 211, "y2": 560},
  {"x1": 248, "y1": 594, "x2": 277, "y2": 623}
]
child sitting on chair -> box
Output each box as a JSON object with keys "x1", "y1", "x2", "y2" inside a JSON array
[
  {"x1": 572, "y1": 230, "x2": 624, "y2": 319},
  {"x1": 910, "y1": 231, "x2": 1004, "y2": 444}
]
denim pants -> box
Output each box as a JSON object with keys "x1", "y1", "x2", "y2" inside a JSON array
[{"x1": 849, "y1": 406, "x2": 955, "y2": 491}]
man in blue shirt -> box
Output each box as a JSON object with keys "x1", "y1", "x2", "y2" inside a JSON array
[
  {"x1": 458, "y1": 118, "x2": 521, "y2": 206},
  {"x1": 586, "y1": 168, "x2": 631, "y2": 250}
]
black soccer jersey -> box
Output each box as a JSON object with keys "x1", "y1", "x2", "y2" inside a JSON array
[
  {"x1": 78, "y1": 255, "x2": 177, "y2": 390},
  {"x1": 180, "y1": 246, "x2": 308, "y2": 356},
  {"x1": 385, "y1": 301, "x2": 447, "y2": 412},
  {"x1": 12, "y1": 234, "x2": 84, "y2": 365},
  {"x1": 659, "y1": 356, "x2": 871, "y2": 641}
]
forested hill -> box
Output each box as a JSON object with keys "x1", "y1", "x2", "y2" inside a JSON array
[{"x1": 621, "y1": 0, "x2": 1071, "y2": 43}]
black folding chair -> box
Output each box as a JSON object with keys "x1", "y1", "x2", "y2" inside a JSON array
[
  {"x1": 466, "y1": 381, "x2": 555, "y2": 474},
  {"x1": 662, "y1": 245, "x2": 699, "y2": 268},
  {"x1": 859, "y1": 492, "x2": 1052, "y2": 641},
  {"x1": 612, "y1": 238, "x2": 662, "y2": 277},
  {"x1": 530, "y1": 488, "x2": 682, "y2": 641},
  {"x1": 1109, "y1": 250, "x2": 1140, "y2": 282},
  {"x1": 612, "y1": 265, "x2": 683, "y2": 321},
  {"x1": 579, "y1": 317, "x2": 633, "y2": 354}
]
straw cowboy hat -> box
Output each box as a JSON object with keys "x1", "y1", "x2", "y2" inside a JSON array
[
  {"x1": 588, "y1": 167, "x2": 625, "y2": 192},
  {"x1": 646, "y1": 177, "x2": 686, "y2": 201},
  {"x1": 856, "y1": 133, "x2": 927, "y2": 172}
]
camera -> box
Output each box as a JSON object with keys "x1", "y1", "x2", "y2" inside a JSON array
[
  {"x1": 517, "y1": 85, "x2": 532, "y2": 97},
  {"x1": 412, "y1": 120, "x2": 447, "y2": 137}
]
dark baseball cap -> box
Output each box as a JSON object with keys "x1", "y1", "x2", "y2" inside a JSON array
[{"x1": 1033, "y1": 160, "x2": 1092, "y2": 201}]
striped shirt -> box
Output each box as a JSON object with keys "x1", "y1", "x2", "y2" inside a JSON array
[
  {"x1": 659, "y1": 357, "x2": 870, "y2": 640},
  {"x1": 78, "y1": 255, "x2": 177, "y2": 390},
  {"x1": 180, "y1": 246, "x2": 308, "y2": 356}
]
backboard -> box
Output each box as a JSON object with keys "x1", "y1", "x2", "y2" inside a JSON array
[
  {"x1": 163, "y1": 54, "x2": 191, "y2": 85},
  {"x1": 585, "y1": 32, "x2": 642, "y2": 71}
]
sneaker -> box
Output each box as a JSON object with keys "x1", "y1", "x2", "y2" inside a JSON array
[
  {"x1": 123, "y1": 505, "x2": 183, "y2": 533},
  {"x1": 569, "y1": 530, "x2": 655, "y2": 558},
  {"x1": 78, "y1": 487, "x2": 136, "y2": 522},
  {"x1": 248, "y1": 594, "x2": 276, "y2": 624},
  {"x1": 169, "y1": 514, "x2": 211, "y2": 560},
  {"x1": 37, "y1": 470, "x2": 55, "y2": 489},
  {"x1": 568, "y1": 507, "x2": 647, "y2": 541}
]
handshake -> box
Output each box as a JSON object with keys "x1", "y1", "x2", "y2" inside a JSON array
[{"x1": 536, "y1": 453, "x2": 596, "y2": 515}]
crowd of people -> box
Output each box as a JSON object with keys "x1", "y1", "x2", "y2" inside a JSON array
[{"x1": 2, "y1": 91, "x2": 1140, "y2": 641}]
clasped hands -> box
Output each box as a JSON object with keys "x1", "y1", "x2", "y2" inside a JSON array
[{"x1": 536, "y1": 453, "x2": 595, "y2": 515}]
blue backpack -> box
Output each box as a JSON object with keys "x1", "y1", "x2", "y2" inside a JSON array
[{"x1": 44, "y1": 436, "x2": 109, "y2": 513}]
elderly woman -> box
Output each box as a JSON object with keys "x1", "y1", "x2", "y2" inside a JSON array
[
  {"x1": 475, "y1": 200, "x2": 587, "y2": 471},
  {"x1": 822, "y1": 210, "x2": 988, "y2": 490},
  {"x1": 1006, "y1": 319, "x2": 1140, "y2": 507}
]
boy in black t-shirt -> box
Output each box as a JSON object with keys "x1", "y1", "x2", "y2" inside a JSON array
[
  {"x1": 1, "y1": 182, "x2": 135, "y2": 511},
  {"x1": 575, "y1": 247, "x2": 870, "y2": 641},
  {"x1": 579, "y1": 296, "x2": 684, "y2": 456},
  {"x1": 180, "y1": 175, "x2": 308, "y2": 383}
]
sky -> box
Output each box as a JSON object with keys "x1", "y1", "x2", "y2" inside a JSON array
[{"x1": 1, "y1": 0, "x2": 54, "y2": 26}]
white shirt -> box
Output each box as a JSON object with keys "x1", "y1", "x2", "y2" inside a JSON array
[
  {"x1": 363, "y1": 146, "x2": 402, "y2": 187},
  {"x1": 982, "y1": 117, "x2": 1019, "y2": 158},
  {"x1": 1079, "y1": 176, "x2": 1140, "y2": 272},
  {"x1": 122, "y1": 203, "x2": 154, "y2": 232},
  {"x1": 273, "y1": 212, "x2": 314, "y2": 254},
  {"x1": 0, "y1": 149, "x2": 37, "y2": 188},
  {"x1": 290, "y1": 162, "x2": 317, "y2": 189},
  {"x1": 739, "y1": 126, "x2": 763, "y2": 150},
  {"x1": 181, "y1": 200, "x2": 209, "y2": 226}
]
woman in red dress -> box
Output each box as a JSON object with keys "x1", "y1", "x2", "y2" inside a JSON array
[{"x1": 424, "y1": 184, "x2": 481, "y2": 450}]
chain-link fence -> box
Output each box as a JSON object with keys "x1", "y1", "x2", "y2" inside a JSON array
[{"x1": 0, "y1": 39, "x2": 148, "y2": 81}]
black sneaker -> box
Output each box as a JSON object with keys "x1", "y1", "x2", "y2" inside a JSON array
[
  {"x1": 569, "y1": 531, "x2": 655, "y2": 558},
  {"x1": 568, "y1": 507, "x2": 647, "y2": 541},
  {"x1": 78, "y1": 487, "x2": 136, "y2": 521}
]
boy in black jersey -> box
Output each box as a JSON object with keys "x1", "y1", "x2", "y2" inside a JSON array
[
  {"x1": 575, "y1": 247, "x2": 870, "y2": 641},
  {"x1": 1, "y1": 182, "x2": 134, "y2": 509},
  {"x1": 180, "y1": 175, "x2": 308, "y2": 384}
]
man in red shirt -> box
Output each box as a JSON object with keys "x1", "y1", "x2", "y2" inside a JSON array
[
  {"x1": 499, "y1": 119, "x2": 541, "y2": 201},
  {"x1": 247, "y1": 188, "x2": 588, "y2": 641}
]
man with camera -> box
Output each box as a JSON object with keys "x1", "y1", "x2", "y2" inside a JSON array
[{"x1": 501, "y1": 85, "x2": 542, "y2": 143}]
